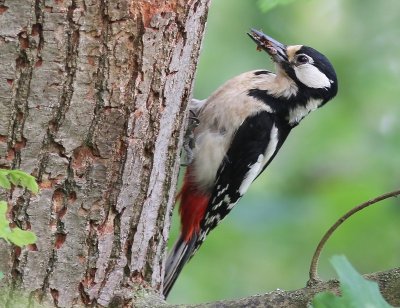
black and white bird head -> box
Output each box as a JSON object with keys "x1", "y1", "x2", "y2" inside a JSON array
[{"x1": 248, "y1": 29, "x2": 338, "y2": 104}]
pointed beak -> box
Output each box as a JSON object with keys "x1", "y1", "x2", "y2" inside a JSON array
[{"x1": 247, "y1": 29, "x2": 288, "y2": 63}]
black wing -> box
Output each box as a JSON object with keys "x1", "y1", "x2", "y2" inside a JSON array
[{"x1": 196, "y1": 111, "x2": 290, "y2": 247}]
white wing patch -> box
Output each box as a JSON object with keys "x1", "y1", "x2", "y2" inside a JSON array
[
  {"x1": 238, "y1": 124, "x2": 279, "y2": 196},
  {"x1": 238, "y1": 154, "x2": 264, "y2": 195},
  {"x1": 294, "y1": 63, "x2": 331, "y2": 89}
]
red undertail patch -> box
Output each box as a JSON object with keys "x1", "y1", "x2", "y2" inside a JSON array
[{"x1": 178, "y1": 169, "x2": 210, "y2": 242}]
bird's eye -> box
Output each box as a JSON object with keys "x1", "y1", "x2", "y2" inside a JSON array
[{"x1": 297, "y1": 55, "x2": 309, "y2": 64}]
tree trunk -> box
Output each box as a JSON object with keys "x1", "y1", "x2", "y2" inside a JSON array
[{"x1": 0, "y1": 0, "x2": 210, "y2": 307}]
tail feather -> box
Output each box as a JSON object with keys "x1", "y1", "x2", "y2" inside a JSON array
[
  {"x1": 163, "y1": 168, "x2": 210, "y2": 298},
  {"x1": 163, "y1": 234, "x2": 198, "y2": 298}
]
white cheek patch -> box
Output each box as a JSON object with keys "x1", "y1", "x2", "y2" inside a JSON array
[{"x1": 294, "y1": 64, "x2": 331, "y2": 89}]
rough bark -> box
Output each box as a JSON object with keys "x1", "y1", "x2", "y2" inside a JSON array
[{"x1": 0, "y1": 0, "x2": 210, "y2": 307}]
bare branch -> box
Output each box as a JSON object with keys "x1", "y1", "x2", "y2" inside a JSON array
[
  {"x1": 308, "y1": 189, "x2": 400, "y2": 285},
  {"x1": 163, "y1": 267, "x2": 400, "y2": 308}
]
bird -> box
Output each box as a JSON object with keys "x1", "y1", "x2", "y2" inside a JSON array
[{"x1": 163, "y1": 28, "x2": 338, "y2": 297}]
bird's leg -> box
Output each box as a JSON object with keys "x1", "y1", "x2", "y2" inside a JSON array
[{"x1": 181, "y1": 109, "x2": 200, "y2": 166}]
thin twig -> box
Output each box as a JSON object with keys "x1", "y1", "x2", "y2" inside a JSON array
[{"x1": 307, "y1": 189, "x2": 400, "y2": 286}]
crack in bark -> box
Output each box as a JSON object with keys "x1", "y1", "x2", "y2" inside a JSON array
[
  {"x1": 33, "y1": 0, "x2": 81, "y2": 303},
  {"x1": 6, "y1": 3, "x2": 39, "y2": 300},
  {"x1": 5, "y1": 246, "x2": 24, "y2": 308},
  {"x1": 36, "y1": 0, "x2": 79, "y2": 178},
  {"x1": 8, "y1": 41, "x2": 33, "y2": 169},
  {"x1": 85, "y1": 0, "x2": 110, "y2": 154},
  {"x1": 78, "y1": 1, "x2": 113, "y2": 304},
  {"x1": 52, "y1": 0, "x2": 79, "y2": 131},
  {"x1": 38, "y1": 249, "x2": 57, "y2": 303},
  {"x1": 80, "y1": 220, "x2": 99, "y2": 305},
  {"x1": 33, "y1": 0, "x2": 45, "y2": 54}
]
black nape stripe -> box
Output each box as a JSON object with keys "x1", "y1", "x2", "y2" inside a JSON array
[{"x1": 254, "y1": 70, "x2": 270, "y2": 76}]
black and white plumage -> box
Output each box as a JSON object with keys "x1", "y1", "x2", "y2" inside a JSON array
[{"x1": 163, "y1": 29, "x2": 338, "y2": 297}]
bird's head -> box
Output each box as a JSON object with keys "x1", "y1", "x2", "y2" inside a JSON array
[{"x1": 248, "y1": 29, "x2": 338, "y2": 103}]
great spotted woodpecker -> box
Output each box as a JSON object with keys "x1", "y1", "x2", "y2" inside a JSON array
[{"x1": 163, "y1": 29, "x2": 338, "y2": 297}]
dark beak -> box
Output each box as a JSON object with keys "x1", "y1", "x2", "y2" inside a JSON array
[{"x1": 247, "y1": 29, "x2": 288, "y2": 63}]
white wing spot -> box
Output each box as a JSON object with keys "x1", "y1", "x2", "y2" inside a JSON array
[
  {"x1": 223, "y1": 195, "x2": 231, "y2": 204},
  {"x1": 227, "y1": 200, "x2": 239, "y2": 210},
  {"x1": 212, "y1": 200, "x2": 223, "y2": 210},
  {"x1": 199, "y1": 229, "x2": 208, "y2": 242},
  {"x1": 205, "y1": 214, "x2": 221, "y2": 226},
  {"x1": 217, "y1": 184, "x2": 229, "y2": 197}
]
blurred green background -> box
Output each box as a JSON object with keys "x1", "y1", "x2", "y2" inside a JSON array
[{"x1": 167, "y1": 0, "x2": 400, "y2": 304}]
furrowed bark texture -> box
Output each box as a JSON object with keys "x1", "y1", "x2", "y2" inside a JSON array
[{"x1": 0, "y1": 0, "x2": 210, "y2": 307}]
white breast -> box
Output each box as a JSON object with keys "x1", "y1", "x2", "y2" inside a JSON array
[{"x1": 191, "y1": 130, "x2": 228, "y2": 190}]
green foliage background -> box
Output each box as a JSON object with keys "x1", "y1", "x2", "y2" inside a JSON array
[
  {"x1": 0, "y1": 169, "x2": 37, "y2": 247},
  {"x1": 168, "y1": 0, "x2": 400, "y2": 304}
]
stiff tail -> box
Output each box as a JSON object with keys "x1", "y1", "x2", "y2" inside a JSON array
[
  {"x1": 163, "y1": 168, "x2": 209, "y2": 298},
  {"x1": 163, "y1": 234, "x2": 198, "y2": 298}
]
